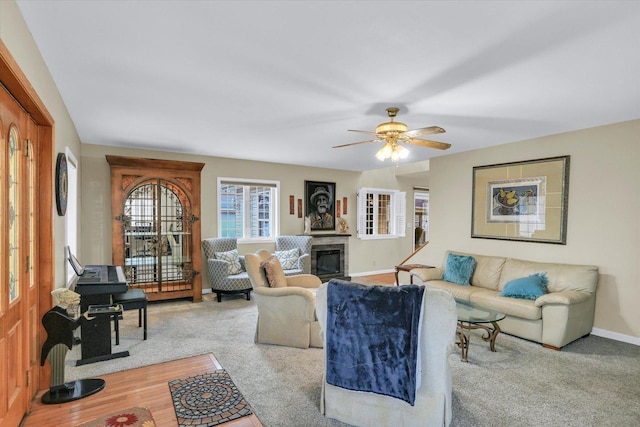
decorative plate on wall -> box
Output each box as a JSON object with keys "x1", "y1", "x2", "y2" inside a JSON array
[{"x1": 55, "y1": 152, "x2": 68, "y2": 216}]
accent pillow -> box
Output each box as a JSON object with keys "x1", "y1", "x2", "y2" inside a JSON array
[
  {"x1": 260, "y1": 256, "x2": 287, "y2": 288},
  {"x1": 443, "y1": 254, "x2": 476, "y2": 286},
  {"x1": 274, "y1": 248, "x2": 300, "y2": 270},
  {"x1": 499, "y1": 273, "x2": 548, "y2": 300},
  {"x1": 214, "y1": 249, "x2": 242, "y2": 275}
]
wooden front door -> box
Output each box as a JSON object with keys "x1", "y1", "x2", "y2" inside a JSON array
[
  {"x1": 0, "y1": 82, "x2": 38, "y2": 426},
  {"x1": 1, "y1": 40, "x2": 54, "y2": 427}
]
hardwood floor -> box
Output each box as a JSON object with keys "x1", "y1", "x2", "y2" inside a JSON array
[
  {"x1": 351, "y1": 272, "x2": 396, "y2": 285},
  {"x1": 24, "y1": 353, "x2": 262, "y2": 427}
]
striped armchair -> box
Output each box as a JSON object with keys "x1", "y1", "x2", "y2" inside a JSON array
[
  {"x1": 201, "y1": 238, "x2": 253, "y2": 302},
  {"x1": 275, "y1": 235, "x2": 313, "y2": 275}
]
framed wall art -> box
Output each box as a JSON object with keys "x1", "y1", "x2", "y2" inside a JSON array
[
  {"x1": 305, "y1": 180, "x2": 336, "y2": 231},
  {"x1": 471, "y1": 155, "x2": 570, "y2": 244}
]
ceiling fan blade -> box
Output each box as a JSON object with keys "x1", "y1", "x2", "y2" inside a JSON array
[
  {"x1": 407, "y1": 138, "x2": 452, "y2": 150},
  {"x1": 403, "y1": 126, "x2": 446, "y2": 138},
  {"x1": 348, "y1": 129, "x2": 380, "y2": 137},
  {"x1": 333, "y1": 139, "x2": 380, "y2": 148}
]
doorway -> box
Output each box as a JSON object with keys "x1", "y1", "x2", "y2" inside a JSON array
[{"x1": 413, "y1": 191, "x2": 429, "y2": 251}]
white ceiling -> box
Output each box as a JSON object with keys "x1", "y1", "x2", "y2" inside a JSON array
[{"x1": 16, "y1": 1, "x2": 640, "y2": 172}]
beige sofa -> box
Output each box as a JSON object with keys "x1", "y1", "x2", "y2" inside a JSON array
[{"x1": 411, "y1": 251, "x2": 599, "y2": 350}]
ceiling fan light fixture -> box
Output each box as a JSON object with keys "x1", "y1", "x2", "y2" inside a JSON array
[
  {"x1": 337, "y1": 107, "x2": 450, "y2": 161},
  {"x1": 375, "y1": 142, "x2": 393, "y2": 161},
  {"x1": 376, "y1": 141, "x2": 409, "y2": 162},
  {"x1": 390, "y1": 144, "x2": 409, "y2": 162}
]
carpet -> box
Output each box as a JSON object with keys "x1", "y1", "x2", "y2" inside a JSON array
[
  {"x1": 169, "y1": 369, "x2": 254, "y2": 426},
  {"x1": 78, "y1": 406, "x2": 155, "y2": 427},
  {"x1": 66, "y1": 291, "x2": 640, "y2": 427}
]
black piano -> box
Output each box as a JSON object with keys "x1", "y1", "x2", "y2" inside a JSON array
[{"x1": 66, "y1": 247, "x2": 130, "y2": 365}]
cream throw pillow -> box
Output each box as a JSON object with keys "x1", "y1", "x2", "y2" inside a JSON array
[{"x1": 260, "y1": 256, "x2": 287, "y2": 288}]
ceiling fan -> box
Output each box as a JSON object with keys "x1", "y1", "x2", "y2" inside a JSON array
[{"x1": 333, "y1": 107, "x2": 451, "y2": 161}]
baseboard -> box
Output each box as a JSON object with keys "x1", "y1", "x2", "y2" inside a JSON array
[{"x1": 591, "y1": 328, "x2": 640, "y2": 346}]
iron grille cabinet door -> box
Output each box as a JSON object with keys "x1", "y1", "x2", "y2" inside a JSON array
[{"x1": 107, "y1": 155, "x2": 204, "y2": 302}]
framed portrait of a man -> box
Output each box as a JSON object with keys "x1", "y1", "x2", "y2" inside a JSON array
[{"x1": 305, "y1": 180, "x2": 336, "y2": 231}]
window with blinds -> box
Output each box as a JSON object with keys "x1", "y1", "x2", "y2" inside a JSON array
[{"x1": 218, "y1": 178, "x2": 279, "y2": 241}]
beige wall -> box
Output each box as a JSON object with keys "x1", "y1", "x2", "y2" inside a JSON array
[
  {"x1": 1, "y1": 0, "x2": 83, "y2": 289},
  {"x1": 80, "y1": 144, "x2": 425, "y2": 279},
  {"x1": 406, "y1": 119, "x2": 640, "y2": 342}
]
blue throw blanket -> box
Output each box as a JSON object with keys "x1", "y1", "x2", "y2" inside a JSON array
[{"x1": 325, "y1": 279, "x2": 425, "y2": 405}]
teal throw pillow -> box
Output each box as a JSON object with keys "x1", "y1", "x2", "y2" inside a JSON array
[
  {"x1": 499, "y1": 273, "x2": 548, "y2": 300},
  {"x1": 443, "y1": 254, "x2": 476, "y2": 286}
]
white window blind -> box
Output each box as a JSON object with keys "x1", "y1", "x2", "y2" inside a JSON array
[{"x1": 217, "y1": 177, "x2": 279, "y2": 241}]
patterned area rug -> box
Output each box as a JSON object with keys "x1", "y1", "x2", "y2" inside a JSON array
[
  {"x1": 169, "y1": 369, "x2": 253, "y2": 426},
  {"x1": 78, "y1": 406, "x2": 155, "y2": 427}
]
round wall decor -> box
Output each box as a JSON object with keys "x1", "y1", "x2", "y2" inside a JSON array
[{"x1": 55, "y1": 153, "x2": 68, "y2": 216}]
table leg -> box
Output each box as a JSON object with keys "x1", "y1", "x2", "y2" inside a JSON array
[
  {"x1": 394, "y1": 268, "x2": 400, "y2": 286},
  {"x1": 456, "y1": 321, "x2": 471, "y2": 362},
  {"x1": 456, "y1": 321, "x2": 501, "y2": 362},
  {"x1": 481, "y1": 321, "x2": 502, "y2": 352}
]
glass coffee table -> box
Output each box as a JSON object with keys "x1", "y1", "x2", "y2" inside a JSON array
[{"x1": 455, "y1": 299, "x2": 506, "y2": 362}]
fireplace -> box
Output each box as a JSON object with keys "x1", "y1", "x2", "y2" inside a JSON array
[
  {"x1": 316, "y1": 249, "x2": 341, "y2": 277},
  {"x1": 310, "y1": 234, "x2": 350, "y2": 281}
]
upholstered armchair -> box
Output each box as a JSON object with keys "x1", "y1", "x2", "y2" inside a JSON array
[
  {"x1": 201, "y1": 238, "x2": 253, "y2": 302},
  {"x1": 245, "y1": 249, "x2": 323, "y2": 349},
  {"x1": 275, "y1": 235, "x2": 313, "y2": 275},
  {"x1": 316, "y1": 281, "x2": 458, "y2": 427}
]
